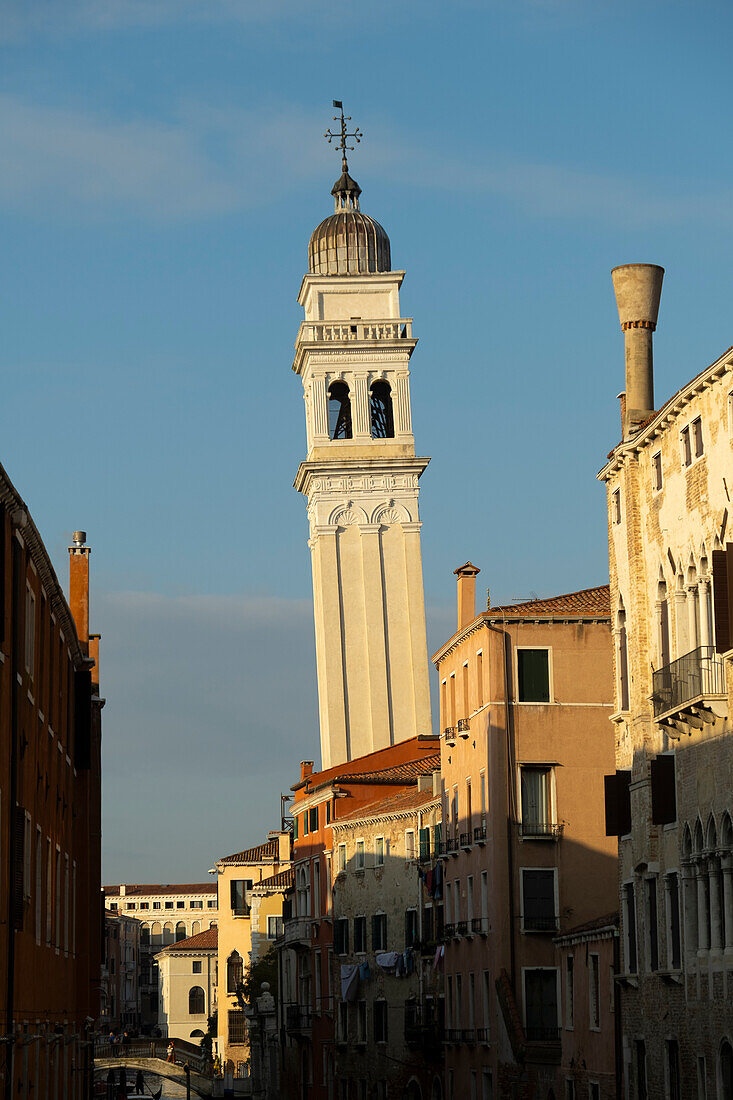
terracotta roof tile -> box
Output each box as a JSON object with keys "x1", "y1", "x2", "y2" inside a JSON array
[
  {"x1": 336, "y1": 785, "x2": 438, "y2": 824},
  {"x1": 485, "y1": 585, "x2": 610, "y2": 618},
  {"x1": 218, "y1": 838, "x2": 279, "y2": 866},
  {"x1": 334, "y1": 754, "x2": 441, "y2": 786},
  {"x1": 254, "y1": 868, "x2": 294, "y2": 892},
  {"x1": 159, "y1": 927, "x2": 218, "y2": 952},
  {"x1": 103, "y1": 883, "x2": 216, "y2": 897},
  {"x1": 292, "y1": 736, "x2": 440, "y2": 793},
  {"x1": 561, "y1": 912, "x2": 619, "y2": 936}
]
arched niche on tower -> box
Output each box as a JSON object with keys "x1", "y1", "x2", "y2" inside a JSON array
[
  {"x1": 370, "y1": 379, "x2": 395, "y2": 438},
  {"x1": 327, "y1": 381, "x2": 353, "y2": 440}
]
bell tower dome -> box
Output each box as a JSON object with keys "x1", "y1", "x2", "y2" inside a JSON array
[{"x1": 293, "y1": 104, "x2": 432, "y2": 769}]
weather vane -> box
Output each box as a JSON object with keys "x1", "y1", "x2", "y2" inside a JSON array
[{"x1": 324, "y1": 100, "x2": 363, "y2": 174}]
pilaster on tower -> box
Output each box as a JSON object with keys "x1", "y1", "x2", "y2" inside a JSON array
[{"x1": 294, "y1": 116, "x2": 432, "y2": 770}]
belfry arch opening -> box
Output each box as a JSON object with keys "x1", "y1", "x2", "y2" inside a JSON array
[
  {"x1": 328, "y1": 382, "x2": 352, "y2": 439},
  {"x1": 370, "y1": 379, "x2": 394, "y2": 438}
]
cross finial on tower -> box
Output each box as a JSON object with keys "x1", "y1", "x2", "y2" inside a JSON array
[{"x1": 324, "y1": 100, "x2": 363, "y2": 175}]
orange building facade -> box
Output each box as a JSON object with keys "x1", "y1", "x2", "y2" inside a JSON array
[
  {"x1": 278, "y1": 735, "x2": 440, "y2": 1100},
  {"x1": 433, "y1": 566, "x2": 617, "y2": 1100},
  {"x1": 0, "y1": 475, "x2": 102, "y2": 1100}
]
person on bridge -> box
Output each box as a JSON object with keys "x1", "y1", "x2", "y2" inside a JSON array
[
  {"x1": 166, "y1": 1040, "x2": 175, "y2": 1063},
  {"x1": 135, "y1": 1070, "x2": 144, "y2": 1095}
]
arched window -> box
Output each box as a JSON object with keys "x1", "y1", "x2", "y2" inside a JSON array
[
  {"x1": 188, "y1": 986, "x2": 205, "y2": 1015},
  {"x1": 140, "y1": 924, "x2": 150, "y2": 947},
  {"x1": 209, "y1": 920, "x2": 217, "y2": 929},
  {"x1": 176, "y1": 921, "x2": 187, "y2": 942},
  {"x1": 227, "y1": 951, "x2": 243, "y2": 994},
  {"x1": 190, "y1": 1029, "x2": 204, "y2": 1039},
  {"x1": 721, "y1": 1039, "x2": 733, "y2": 1100},
  {"x1": 370, "y1": 380, "x2": 394, "y2": 438},
  {"x1": 328, "y1": 382, "x2": 352, "y2": 440},
  {"x1": 191, "y1": 921, "x2": 201, "y2": 936},
  {"x1": 616, "y1": 601, "x2": 629, "y2": 712},
  {"x1": 150, "y1": 922, "x2": 162, "y2": 948},
  {"x1": 162, "y1": 922, "x2": 174, "y2": 946}
]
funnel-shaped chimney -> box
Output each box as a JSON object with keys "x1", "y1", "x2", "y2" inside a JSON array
[{"x1": 611, "y1": 263, "x2": 664, "y2": 438}]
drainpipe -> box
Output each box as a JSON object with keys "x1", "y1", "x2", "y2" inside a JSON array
[{"x1": 613, "y1": 931, "x2": 623, "y2": 1100}]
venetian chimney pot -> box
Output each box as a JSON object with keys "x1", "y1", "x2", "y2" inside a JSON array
[
  {"x1": 454, "y1": 561, "x2": 481, "y2": 630},
  {"x1": 68, "y1": 530, "x2": 91, "y2": 650},
  {"x1": 300, "y1": 761, "x2": 314, "y2": 781},
  {"x1": 611, "y1": 263, "x2": 664, "y2": 438}
]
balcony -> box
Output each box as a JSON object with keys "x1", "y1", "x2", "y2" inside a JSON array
[
  {"x1": 461, "y1": 1028, "x2": 476, "y2": 1045},
  {"x1": 523, "y1": 916, "x2": 559, "y2": 933},
  {"x1": 441, "y1": 923, "x2": 455, "y2": 941},
  {"x1": 474, "y1": 825, "x2": 487, "y2": 845},
  {"x1": 525, "y1": 1025, "x2": 561, "y2": 1042},
  {"x1": 443, "y1": 1028, "x2": 461, "y2": 1044},
  {"x1": 518, "y1": 821, "x2": 564, "y2": 841},
  {"x1": 297, "y1": 318, "x2": 413, "y2": 345},
  {"x1": 471, "y1": 917, "x2": 489, "y2": 936},
  {"x1": 443, "y1": 726, "x2": 456, "y2": 747},
  {"x1": 454, "y1": 921, "x2": 468, "y2": 937},
  {"x1": 476, "y1": 1027, "x2": 490, "y2": 1044},
  {"x1": 651, "y1": 646, "x2": 727, "y2": 726},
  {"x1": 280, "y1": 918, "x2": 312, "y2": 947},
  {"x1": 459, "y1": 832, "x2": 472, "y2": 851},
  {"x1": 457, "y1": 718, "x2": 470, "y2": 738},
  {"x1": 285, "y1": 1004, "x2": 312, "y2": 1034}
]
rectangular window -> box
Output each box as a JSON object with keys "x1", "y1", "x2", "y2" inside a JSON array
[
  {"x1": 338, "y1": 1001, "x2": 348, "y2": 1043},
  {"x1": 355, "y1": 840, "x2": 365, "y2": 871},
  {"x1": 375, "y1": 836, "x2": 384, "y2": 866},
  {"x1": 337, "y1": 843, "x2": 347, "y2": 873},
  {"x1": 267, "y1": 915, "x2": 283, "y2": 939},
  {"x1": 313, "y1": 858, "x2": 321, "y2": 917},
  {"x1": 326, "y1": 854, "x2": 332, "y2": 915},
  {"x1": 230, "y1": 879, "x2": 251, "y2": 915},
  {"x1": 623, "y1": 882, "x2": 638, "y2": 974},
  {"x1": 228, "y1": 1010, "x2": 246, "y2": 1045},
  {"x1": 468, "y1": 971, "x2": 476, "y2": 1028},
  {"x1": 55, "y1": 848, "x2": 61, "y2": 947},
  {"x1": 481, "y1": 871, "x2": 488, "y2": 923},
  {"x1": 63, "y1": 854, "x2": 69, "y2": 952},
  {"x1": 521, "y1": 869, "x2": 557, "y2": 931},
  {"x1": 207, "y1": 900, "x2": 215, "y2": 909},
  {"x1": 455, "y1": 973, "x2": 462, "y2": 1028},
  {"x1": 23, "y1": 812, "x2": 32, "y2": 898},
  {"x1": 681, "y1": 424, "x2": 692, "y2": 467},
  {"x1": 697, "y1": 1055, "x2": 707, "y2": 1099},
  {"x1": 565, "y1": 954, "x2": 574, "y2": 1028},
  {"x1": 165, "y1": 901, "x2": 174, "y2": 909},
  {"x1": 45, "y1": 838, "x2": 52, "y2": 945},
  {"x1": 470, "y1": 1071, "x2": 477, "y2": 1100},
  {"x1": 176, "y1": 901, "x2": 184, "y2": 909},
  {"x1": 302, "y1": 811, "x2": 309, "y2": 837},
  {"x1": 190, "y1": 900, "x2": 203, "y2": 909},
  {"x1": 462, "y1": 662, "x2": 470, "y2": 717},
  {"x1": 335, "y1": 918, "x2": 349, "y2": 956},
  {"x1": 404, "y1": 909, "x2": 418, "y2": 948},
  {"x1": 309, "y1": 806, "x2": 318, "y2": 833},
  {"x1": 467, "y1": 876, "x2": 474, "y2": 923},
  {"x1": 646, "y1": 878, "x2": 659, "y2": 972},
  {"x1": 354, "y1": 915, "x2": 366, "y2": 954},
  {"x1": 35, "y1": 828, "x2": 42, "y2": 945},
  {"x1": 523, "y1": 968, "x2": 559, "y2": 1041},
  {"x1": 666, "y1": 873, "x2": 681, "y2": 970},
  {"x1": 405, "y1": 830, "x2": 416, "y2": 861},
  {"x1": 293, "y1": 815, "x2": 298, "y2": 840},
  {"x1": 372, "y1": 912, "x2": 387, "y2": 952},
  {"x1": 589, "y1": 954, "x2": 600, "y2": 1028},
  {"x1": 652, "y1": 450, "x2": 663, "y2": 492},
  {"x1": 373, "y1": 1000, "x2": 388, "y2": 1043},
  {"x1": 667, "y1": 1039, "x2": 681, "y2": 1100},
  {"x1": 482, "y1": 1071, "x2": 492, "y2": 1100},
  {"x1": 445, "y1": 882, "x2": 452, "y2": 925},
  {"x1": 589, "y1": 1085, "x2": 600, "y2": 1100},
  {"x1": 520, "y1": 766, "x2": 552, "y2": 832},
  {"x1": 612, "y1": 488, "x2": 621, "y2": 525},
  {"x1": 517, "y1": 649, "x2": 550, "y2": 703},
  {"x1": 139, "y1": 902, "x2": 149, "y2": 910},
  {"x1": 357, "y1": 1000, "x2": 367, "y2": 1044},
  {"x1": 325, "y1": 800, "x2": 332, "y2": 825},
  {"x1": 25, "y1": 585, "x2": 36, "y2": 676},
  {"x1": 482, "y1": 970, "x2": 490, "y2": 1035},
  {"x1": 635, "y1": 1041, "x2": 647, "y2": 1100},
  {"x1": 476, "y1": 651, "x2": 483, "y2": 708},
  {"x1": 480, "y1": 769, "x2": 486, "y2": 818},
  {"x1": 193, "y1": 960, "x2": 202, "y2": 974}
]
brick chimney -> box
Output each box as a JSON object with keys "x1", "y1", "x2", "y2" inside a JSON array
[
  {"x1": 68, "y1": 531, "x2": 90, "y2": 653},
  {"x1": 611, "y1": 264, "x2": 664, "y2": 438},
  {"x1": 300, "y1": 761, "x2": 314, "y2": 781},
  {"x1": 454, "y1": 562, "x2": 481, "y2": 630}
]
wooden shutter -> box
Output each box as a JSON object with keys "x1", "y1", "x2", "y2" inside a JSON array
[
  {"x1": 712, "y1": 545, "x2": 733, "y2": 654},
  {"x1": 12, "y1": 805, "x2": 25, "y2": 930},
  {"x1": 371, "y1": 914, "x2": 379, "y2": 950},
  {"x1": 651, "y1": 754, "x2": 677, "y2": 825},
  {"x1": 74, "y1": 669, "x2": 92, "y2": 769},
  {"x1": 605, "y1": 771, "x2": 631, "y2": 836}
]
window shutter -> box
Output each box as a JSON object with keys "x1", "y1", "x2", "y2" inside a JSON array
[
  {"x1": 74, "y1": 669, "x2": 92, "y2": 770},
  {"x1": 650, "y1": 754, "x2": 676, "y2": 825},
  {"x1": 604, "y1": 771, "x2": 631, "y2": 836},
  {"x1": 419, "y1": 828, "x2": 430, "y2": 860},
  {"x1": 12, "y1": 805, "x2": 25, "y2": 931},
  {"x1": 712, "y1": 545, "x2": 733, "y2": 654},
  {"x1": 371, "y1": 914, "x2": 379, "y2": 949}
]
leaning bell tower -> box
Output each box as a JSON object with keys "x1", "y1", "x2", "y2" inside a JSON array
[{"x1": 293, "y1": 104, "x2": 432, "y2": 769}]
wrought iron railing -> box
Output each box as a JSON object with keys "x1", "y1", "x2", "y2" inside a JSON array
[
  {"x1": 525, "y1": 1025, "x2": 561, "y2": 1042},
  {"x1": 476, "y1": 1027, "x2": 490, "y2": 1043},
  {"x1": 443, "y1": 726, "x2": 456, "y2": 745},
  {"x1": 461, "y1": 1028, "x2": 476, "y2": 1044},
  {"x1": 457, "y1": 718, "x2": 470, "y2": 737},
  {"x1": 471, "y1": 917, "x2": 489, "y2": 935},
  {"x1": 459, "y1": 832, "x2": 472, "y2": 849},
  {"x1": 651, "y1": 646, "x2": 726, "y2": 717},
  {"x1": 523, "y1": 915, "x2": 559, "y2": 932},
  {"x1": 454, "y1": 921, "x2": 468, "y2": 937},
  {"x1": 518, "y1": 821, "x2": 564, "y2": 840},
  {"x1": 441, "y1": 923, "x2": 455, "y2": 941},
  {"x1": 443, "y1": 1028, "x2": 461, "y2": 1043},
  {"x1": 285, "y1": 1004, "x2": 312, "y2": 1032},
  {"x1": 474, "y1": 825, "x2": 487, "y2": 843}
]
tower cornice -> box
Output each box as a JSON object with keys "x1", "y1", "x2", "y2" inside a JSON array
[{"x1": 293, "y1": 454, "x2": 430, "y2": 496}]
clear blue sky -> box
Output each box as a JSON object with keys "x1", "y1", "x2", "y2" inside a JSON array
[{"x1": 2, "y1": 0, "x2": 731, "y2": 881}]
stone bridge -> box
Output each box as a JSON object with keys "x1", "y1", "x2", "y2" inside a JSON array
[{"x1": 94, "y1": 1055, "x2": 215, "y2": 1097}]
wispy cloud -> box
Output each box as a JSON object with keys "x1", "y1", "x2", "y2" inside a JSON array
[{"x1": 0, "y1": 91, "x2": 727, "y2": 228}]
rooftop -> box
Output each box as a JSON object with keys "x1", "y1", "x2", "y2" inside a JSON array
[
  {"x1": 292, "y1": 735, "x2": 440, "y2": 794},
  {"x1": 334, "y1": 784, "x2": 438, "y2": 826},
  {"x1": 485, "y1": 585, "x2": 610, "y2": 618},
  {"x1": 158, "y1": 927, "x2": 218, "y2": 953},
  {"x1": 103, "y1": 883, "x2": 216, "y2": 897},
  {"x1": 217, "y1": 838, "x2": 279, "y2": 866},
  {"x1": 254, "y1": 868, "x2": 294, "y2": 892}
]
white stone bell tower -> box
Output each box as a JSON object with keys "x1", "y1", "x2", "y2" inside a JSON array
[{"x1": 293, "y1": 106, "x2": 432, "y2": 769}]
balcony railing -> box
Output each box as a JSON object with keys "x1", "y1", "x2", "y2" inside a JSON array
[
  {"x1": 523, "y1": 915, "x2": 559, "y2": 933},
  {"x1": 476, "y1": 1027, "x2": 490, "y2": 1043},
  {"x1": 471, "y1": 917, "x2": 489, "y2": 935},
  {"x1": 474, "y1": 825, "x2": 487, "y2": 844},
  {"x1": 285, "y1": 1004, "x2": 312, "y2": 1032},
  {"x1": 443, "y1": 1028, "x2": 461, "y2": 1043},
  {"x1": 525, "y1": 1025, "x2": 561, "y2": 1042},
  {"x1": 454, "y1": 921, "x2": 468, "y2": 937},
  {"x1": 443, "y1": 726, "x2": 456, "y2": 746},
  {"x1": 297, "y1": 318, "x2": 413, "y2": 344},
  {"x1": 518, "y1": 821, "x2": 564, "y2": 840},
  {"x1": 651, "y1": 646, "x2": 726, "y2": 718},
  {"x1": 280, "y1": 918, "x2": 312, "y2": 947},
  {"x1": 459, "y1": 832, "x2": 472, "y2": 850},
  {"x1": 457, "y1": 718, "x2": 470, "y2": 737},
  {"x1": 441, "y1": 923, "x2": 455, "y2": 941},
  {"x1": 461, "y1": 1028, "x2": 476, "y2": 1045}
]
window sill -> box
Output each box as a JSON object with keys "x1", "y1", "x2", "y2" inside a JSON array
[
  {"x1": 610, "y1": 710, "x2": 631, "y2": 724},
  {"x1": 614, "y1": 973, "x2": 638, "y2": 988},
  {"x1": 658, "y1": 968, "x2": 683, "y2": 985}
]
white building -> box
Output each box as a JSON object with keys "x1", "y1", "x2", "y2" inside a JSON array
[{"x1": 156, "y1": 926, "x2": 218, "y2": 1042}]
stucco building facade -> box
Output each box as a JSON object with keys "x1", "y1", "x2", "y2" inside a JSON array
[
  {"x1": 0, "y1": 490, "x2": 102, "y2": 1099},
  {"x1": 101, "y1": 913, "x2": 141, "y2": 1033},
  {"x1": 599, "y1": 263, "x2": 733, "y2": 1099},
  {"x1": 156, "y1": 926, "x2": 217, "y2": 1043},
  {"x1": 433, "y1": 565, "x2": 617, "y2": 1100}
]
